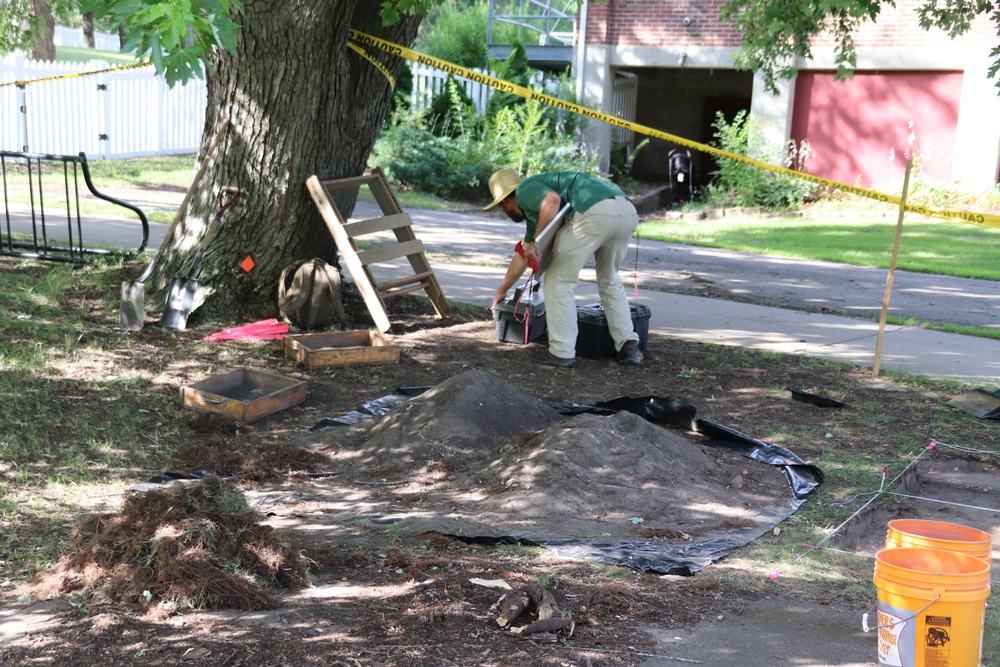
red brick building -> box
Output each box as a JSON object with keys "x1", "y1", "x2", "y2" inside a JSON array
[{"x1": 574, "y1": 0, "x2": 1000, "y2": 192}]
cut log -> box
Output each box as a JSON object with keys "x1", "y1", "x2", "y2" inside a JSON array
[
  {"x1": 525, "y1": 582, "x2": 560, "y2": 620},
  {"x1": 495, "y1": 589, "x2": 530, "y2": 627},
  {"x1": 510, "y1": 618, "x2": 575, "y2": 637}
]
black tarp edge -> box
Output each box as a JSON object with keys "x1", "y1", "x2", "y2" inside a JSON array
[{"x1": 307, "y1": 388, "x2": 824, "y2": 575}]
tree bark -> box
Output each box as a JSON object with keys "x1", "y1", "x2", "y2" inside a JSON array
[
  {"x1": 82, "y1": 12, "x2": 95, "y2": 49},
  {"x1": 28, "y1": 0, "x2": 55, "y2": 61},
  {"x1": 156, "y1": 0, "x2": 422, "y2": 325}
]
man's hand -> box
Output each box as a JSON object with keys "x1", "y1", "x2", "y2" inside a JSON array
[
  {"x1": 522, "y1": 242, "x2": 537, "y2": 262},
  {"x1": 493, "y1": 251, "x2": 530, "y2": 310},
  {"x1": 491, "y1": 289, "x2": 507, "y2": 310}
]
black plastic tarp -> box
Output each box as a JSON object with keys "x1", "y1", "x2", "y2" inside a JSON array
[{"x1": 309, "y1": 389, "x2": 823, "y2": 575}]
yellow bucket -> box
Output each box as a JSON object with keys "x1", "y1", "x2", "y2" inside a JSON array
[
  {"x1": 886, "y1": 519, "x2": 992, "y2": 565},
  {"x1": 873, "y1": 547, "x2": 990, "y2": 667}
]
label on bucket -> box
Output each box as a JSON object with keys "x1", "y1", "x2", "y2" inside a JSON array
[
  {"x1": 923, "y1": 615, "x2": 951, "y2": 667},
  {"x1": 877, "y1": 609, "x2": 908, "y2": 667}
]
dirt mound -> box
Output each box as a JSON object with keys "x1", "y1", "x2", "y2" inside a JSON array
[
  {"x1": 338, "y1": 369, "x2": 566, "y2": 482},
  {"x1": 306, "y1": 370, "x2": 797, "y2": 571},
  {"x1": 26, "y1": 477, "x2": 310, "y2": 614}
]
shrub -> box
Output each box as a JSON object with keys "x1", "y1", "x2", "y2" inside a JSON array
[
  {"x1": 385, "y1": 59, "x2": 412, "y2": 125},
  {"x1": 484, "y1": 98, "x2": 598, "y2": 176},
  {"x1": 609, "y1": 137, "x2": 650, "y2": 190},
  {"x1": 538, "y1": 71, "x2": 585, "y2": 140},
  {"x1": 485, "y1": 41, "x2": 532, "y2": 121},
  {"x1": 427, "y1": 76, "x2": 480, "y2": 138},
  {"x1": 415, "y1": 1, "x2": 490, "y2": 68},
  {"x1": 371, "y1": 108, "x2": 492, "y2": 200},
  {"x1": 704, "y1": 110, "x2": 816, "y2": 209}
]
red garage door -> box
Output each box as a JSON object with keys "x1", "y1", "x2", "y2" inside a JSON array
[{"x1": 791, "y1": 71, "x2": 963, "y2": 188}]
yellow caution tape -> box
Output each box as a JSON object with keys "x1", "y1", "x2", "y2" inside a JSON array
[
  {"x1": 347, "y1": 42, "x2": 396, "y2": 89},
  {"x1": 0, "y1": 60, "x2": 151, "y2": 88},
  {"x1": 348, "y1": 29, "x2": 1000, "y2": 230}
]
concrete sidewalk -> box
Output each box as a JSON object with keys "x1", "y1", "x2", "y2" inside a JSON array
[
  {"x1": 362, "y1": 205, "x2": 1000, "y2": 385},
  {"x1": 14, "y1": 198, "x2": 999, "y2": 384}
]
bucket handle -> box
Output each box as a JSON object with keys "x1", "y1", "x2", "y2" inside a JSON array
[{"x1": 862, "y1": 594, "x2": 940, "y2": 633}]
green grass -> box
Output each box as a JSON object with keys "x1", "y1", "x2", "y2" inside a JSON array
[
  {"x1": 884, "y1": 316, "x2": 1000, "y2": 341},
  {"x1": 638, "y1": 213, "x2": 1000, "y2": 281},
  {"x1": 2, "y1": 155, "x2": 196, "y2": 225},
  {"x1": 357, "y1": 186, "x2": 466, "y2": 212},
  {"x1": 86, "y1": 154, "x2": 196, "y2": 188},
  {"x1": 56, "y1": 45, "x2": 141, "y2": 66}
]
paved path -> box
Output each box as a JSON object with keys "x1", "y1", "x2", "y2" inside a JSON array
[
  {"x1": 390, "y1": 204, "x2": 1000, "y2": 332},
  {"x1": 357, "y1": 203, "x2": 1000, "y2": 385},
  {"x1": 7, "y1": 197, "x2": 999, "y2": 383}
]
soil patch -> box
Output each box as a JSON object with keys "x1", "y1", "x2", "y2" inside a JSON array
[
  {"x1": 3, "y1": 281, "x2": 999, "y2": 667},
  {"x1": 289, "y1": 370, "x2": 797, "y2": 572}
]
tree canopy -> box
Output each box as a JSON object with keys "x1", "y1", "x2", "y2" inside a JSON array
[
  {"x1": 5, "y1": 1, "x2": 997, "y2": 91},
  {"x1": 721, "y1": 0, "x2": 1000, "y2": 93},
  {"x1": 0, "y1": 0, "x2": 34, "y2": 54}
]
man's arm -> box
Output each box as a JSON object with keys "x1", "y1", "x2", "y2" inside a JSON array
[
  {"x1": 492, "y1": 251, "x2": 530, "y2": 309},
  {"x1": 522, "y1": 191, "x2": 562, "y2": 263}
]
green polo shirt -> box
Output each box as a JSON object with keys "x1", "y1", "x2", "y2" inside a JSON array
[{"x1": 515, "y1": 172, "x2": 626, "y2": 242}]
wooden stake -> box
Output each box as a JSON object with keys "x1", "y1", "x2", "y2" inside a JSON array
[{"x1": 872, "y1": 159, "x2": 913, "y2": 377}]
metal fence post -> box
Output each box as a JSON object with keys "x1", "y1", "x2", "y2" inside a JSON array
[{"x1": 15, "y1": 56, "x2": 29, "y2": 153}]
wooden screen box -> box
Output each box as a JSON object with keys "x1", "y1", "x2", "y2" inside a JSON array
[
  {"x1": 284, "y1": 331, "x2": 399, "y2": 368},
  {"x1": 181, "y1": 368, "x2": 307, "y2": 422}
]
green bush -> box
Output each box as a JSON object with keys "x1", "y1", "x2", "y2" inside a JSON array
[
  {"x1": 428, "y1": 76, "x2": 480, "y2": 138},
  {"x1": 385, "y1": 59, "x2": 412, "y2": 125},
  {"x1": 371, "y1": 28, "x2": 602, "y2": 202},
  {"x1": 609, "y1": 137, "x2": 650, "y2": 191},
  {"x1": 371, "y1": 0, "x2": 648, "y2": 201},
  {"x1": 485, "y1": 41, "x2": 532, "y2": 121},
  {"x1": 415, "y1": 1, "x2": 491, "y2": 69},
  {"x1": 371, "y1": 108, "x2": 492, "y2": 200},
  {"x1": 483, "y1": 98, "x2": 597, "y2": 176},
  {"x1": 371, "y1": 96, "x2": 598, "y2": 202},
  {"x1": 704, "y1": 110, "x2": 816, "y2": 209},
  {"x1": 538, "y1": 72, "x2": 586, "y2": 141}
]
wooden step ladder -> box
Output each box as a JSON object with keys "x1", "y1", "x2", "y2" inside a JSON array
[{"x1": 306, "y1": 169, "x2": 450, "y2": 332}]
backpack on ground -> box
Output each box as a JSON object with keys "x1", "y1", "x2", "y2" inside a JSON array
[{"x1": 278, "y1": 258, "x2": 347, "y2": 329}]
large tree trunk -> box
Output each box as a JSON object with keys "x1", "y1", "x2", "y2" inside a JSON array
[
  {"x1": 155, "y1": 0, "x2": 421, "y2": 325},
  {"x1": 28, "y1": 0, "x2": 55, "y2": 61},
  {"x1": 82, "y1": 12, "x2": 96, "y2": 49}
]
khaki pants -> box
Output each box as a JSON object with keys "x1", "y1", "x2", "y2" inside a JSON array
[{"x1": 542, "y1": 196, "x2": 639, "y2": 359}]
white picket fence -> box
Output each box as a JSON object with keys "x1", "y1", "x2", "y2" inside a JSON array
[
  {"x1": 0, "y1": 54, "x2": 207, "y2": 159},
  {"x1": 410, "y1": 63, "x2": 495, "y2": 113},
  {"x1": 53, "y1": 25, "x2": 122, "y2": 52},
  {"x1": 1, "y1": 43, "x2": 560, "y2": 160},
  {"x1": 409, "y1": 62, "x2": 550, "y2": 114}
]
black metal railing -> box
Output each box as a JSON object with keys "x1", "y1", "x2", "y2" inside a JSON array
[{"x1": 1, "y1": 150, "x2": 148, "y2": 265}]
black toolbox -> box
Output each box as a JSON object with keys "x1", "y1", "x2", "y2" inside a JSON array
[
  {"x1": 494, "y1": 281, "x2": 547, "y2": 344},
  {"x1": 576, "y1": 301, "x2": 650, "y2": 359}
]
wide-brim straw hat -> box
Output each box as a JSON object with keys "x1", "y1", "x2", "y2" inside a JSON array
[{"x1": 483, "y1": 167, "x2": 521, "y2": 211}]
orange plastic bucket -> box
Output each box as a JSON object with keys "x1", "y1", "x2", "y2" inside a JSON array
[
  {"x1": 886, "y1": 519, "x2": 992, "y2": 565},
  {"x1": 873, "y1": 547, "x2": 990, "y2": 667}
]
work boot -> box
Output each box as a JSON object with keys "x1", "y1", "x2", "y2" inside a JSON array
[
  {"x1": 617, "y1": 340, "x2": 643, "y2": 365},
  {"x1": 535, "y1": 350, "x2": 576, "y2": 368}
]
